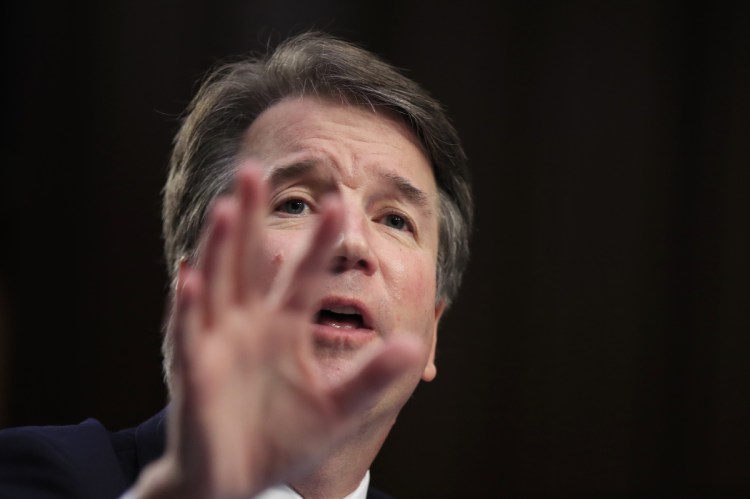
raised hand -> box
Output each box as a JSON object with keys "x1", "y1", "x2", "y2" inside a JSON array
[{"x1": 132, "y1": 164, "x2": 422, "y2": 499}]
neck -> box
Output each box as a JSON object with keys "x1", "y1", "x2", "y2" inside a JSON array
[{"x1": 290, "y1": 416, "x2": 394, "y2": 499}]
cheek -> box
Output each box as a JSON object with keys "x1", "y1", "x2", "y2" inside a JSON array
[
  {"x1": 258, "y1": 233, "x2": 294, "y2": 285},
  {"x1": 385, "y1": 248, "x2": 437, "y2": 328}
]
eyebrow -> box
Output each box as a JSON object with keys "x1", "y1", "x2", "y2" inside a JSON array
[
  {"x1": 265, "y1": 160, "x2": 318, "y2": 191},
  {"x1": 379, "y1": 170, "x2": 431, "y2": 211}
]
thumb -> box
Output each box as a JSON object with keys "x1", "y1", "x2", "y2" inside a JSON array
[{"x1": 327, "y1": 337, "x2": 424, "y2": 418}]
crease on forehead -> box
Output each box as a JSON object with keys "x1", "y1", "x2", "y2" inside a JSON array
[{"x1": 241, "y1": 95, "x2": 429, "y2": 164}]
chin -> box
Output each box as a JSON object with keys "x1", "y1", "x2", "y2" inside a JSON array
[{"x1": 315, "y1": 346, "x2": 362, "y2": 386}]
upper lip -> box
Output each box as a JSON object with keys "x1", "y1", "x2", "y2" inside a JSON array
[{"x1": 315, "y1": 296, "x2": 374, "y2": 330}]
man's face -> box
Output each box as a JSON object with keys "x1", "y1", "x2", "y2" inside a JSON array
[{"x1": 241, "y1": 96, "x2": 444, "y2": 422}]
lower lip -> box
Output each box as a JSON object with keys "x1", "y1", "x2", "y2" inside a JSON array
[{"x1": 311, "y1": 323, "x2": 376, "y2": 349}]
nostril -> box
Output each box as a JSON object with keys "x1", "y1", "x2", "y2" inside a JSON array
[
  {"x1": 355, "y1": 258, "x2": 369, "y2": 270},
  {"x1": 330, "y1": 228, "x2": 377, "y2": 274},
  {"x1": 331, "y1": 255, "x2": 348, "y2": 273},
  {"x1": 330, "y1": 255, "x2": 372, "y2": 274}
]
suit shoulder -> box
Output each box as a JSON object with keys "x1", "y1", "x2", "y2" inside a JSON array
[
  {"x1": 0, "y1": 420, "x2": 131, "y2": 499},
  {"x1": 0, "y1": 425, "x2": 80, "y2": 497}
]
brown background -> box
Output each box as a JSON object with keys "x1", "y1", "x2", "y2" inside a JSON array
[{"x1": 1, "y1": 1, "x2": 748, "y2": 497}]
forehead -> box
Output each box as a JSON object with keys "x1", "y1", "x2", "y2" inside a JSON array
[{"x1": 240, "y1": 97, "x2": 437, "y2": 197}]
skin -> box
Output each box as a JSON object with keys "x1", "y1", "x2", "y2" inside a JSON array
[{"x1": 133, "y1": 97, "x2": 444, "y2": 499}]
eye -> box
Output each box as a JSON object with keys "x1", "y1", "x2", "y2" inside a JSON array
[
  {"x1": 382, "y1": 213, "x2": 412, "y2": 232},
  {"x1": 277, "y1": 198, "x2": 309, "y2": 215}
]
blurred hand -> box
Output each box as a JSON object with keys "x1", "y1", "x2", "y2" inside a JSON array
[{"x1": 131, "y1": 164, "x2": 421, "y2": 499}]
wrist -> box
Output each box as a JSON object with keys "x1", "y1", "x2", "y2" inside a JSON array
[{"x1": 129, "y1": 456, "x2": 194, "y2": 499}]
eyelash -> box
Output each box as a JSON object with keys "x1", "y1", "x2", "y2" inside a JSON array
[
  {"x1": 272, "y1": 192, "x2": 315, "y2": 216},
  {"x1": 273, "y1": 196, "x2": 416, "y2": 234},
  {"x1": 379, "y1": 211, "x2": 414, "y2": 233},
  {"x1": 276, "y1": 198, "x2": 311, "y2": 215}
]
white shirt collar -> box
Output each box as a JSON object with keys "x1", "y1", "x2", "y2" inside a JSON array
[{"x1": 254, "y1": 470, "x2": 370, "y2": 499}]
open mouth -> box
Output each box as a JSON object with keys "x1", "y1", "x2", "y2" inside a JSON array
[{"x1": 314, "y1": 303, "x2": 372, "y2": 331}]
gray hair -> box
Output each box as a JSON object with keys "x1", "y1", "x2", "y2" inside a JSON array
[{"x1": 162, "y1": 33, "x2": 473, "y2": 388}]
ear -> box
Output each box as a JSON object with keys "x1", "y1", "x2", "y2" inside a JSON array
[{"x1": 421, "y1": 299, "x2": 445, "y2": 382}]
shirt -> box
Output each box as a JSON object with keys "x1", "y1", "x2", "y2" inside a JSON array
[
  {"x1": 255, "y1": 471, "x2": 370, "y2": 499},
  {"x1": 120, "y1": 470, "x2": 370, "y2": 499}
]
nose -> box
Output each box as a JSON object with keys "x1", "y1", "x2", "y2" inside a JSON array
[{"x1": 331, "y1": 208, "x2": 378, "y2": 275}]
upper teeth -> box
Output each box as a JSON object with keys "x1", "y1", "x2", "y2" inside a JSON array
[{"x1": 327, "y1": 305, "x2": 359, "y2": 315}]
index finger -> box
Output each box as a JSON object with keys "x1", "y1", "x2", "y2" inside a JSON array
[
  {"x1": 232, "y1": 163, "x2": 268, "y2": 302},
  {"x1": 269, "y1": 194, "x2": 344, "y2": 314}
]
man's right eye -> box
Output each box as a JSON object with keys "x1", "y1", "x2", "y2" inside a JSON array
[{"x1": 277, "y1": 199, "x2": 309, "y2": 215}]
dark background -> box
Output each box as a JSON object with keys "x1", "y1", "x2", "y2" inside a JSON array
[{"x1": 1, "y1": 1, "x2": 748, "y2": 497}]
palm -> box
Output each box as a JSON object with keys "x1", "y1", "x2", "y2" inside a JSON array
[{"x1": 162, "y1": 165, "x2": 420, "y2": 498}]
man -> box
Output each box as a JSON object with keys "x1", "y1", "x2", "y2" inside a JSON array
[{"x1": 0, "y1": 33, "x2": 472, "y2": 498}]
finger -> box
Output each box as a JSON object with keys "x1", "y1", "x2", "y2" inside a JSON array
[
  {"x1": 168, "y1": 267, "x2": 215, "y2": 472},
  {"x1": 328, "y1": 337, "x2": 423, "y2": 418},
  {"x1": 171, "y1": 265, "x2": 204, "y2": 393},
  {"x1": 233, "y1": 164, "x2": 267, "y2": 301},
  {"x1": 199, "y1": 198, "x2": 238, "y2": 327},
  {"x1": 270, "y1": 195, "x2": 344, "y2": 313}
]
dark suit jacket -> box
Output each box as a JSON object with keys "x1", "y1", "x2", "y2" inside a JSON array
[{"x1": 0, "y1": 411, "x2": 393, "y2": 499}]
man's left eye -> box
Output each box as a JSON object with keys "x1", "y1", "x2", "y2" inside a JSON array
[{"x1": 382, "y1": 213, "x2": 409, "y2": 231}]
